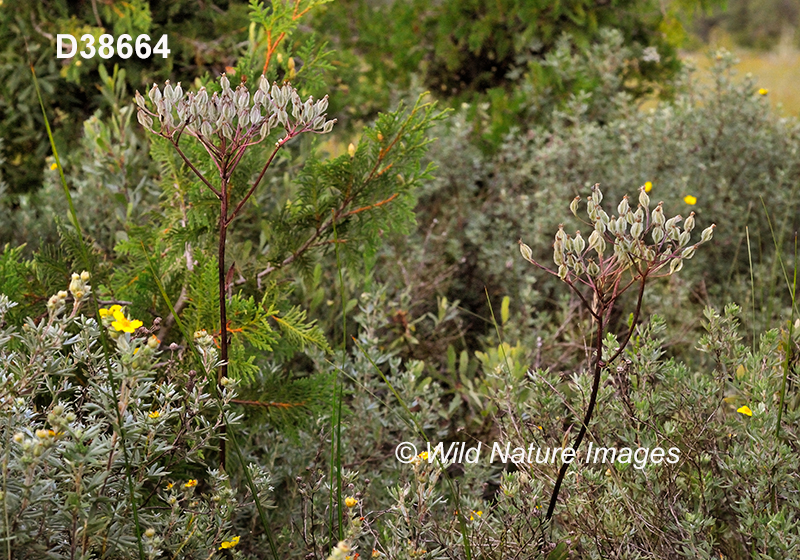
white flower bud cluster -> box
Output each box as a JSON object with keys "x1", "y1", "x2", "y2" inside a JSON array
[
  {"x1": 520, "y1": 183, "x2": 715, "y2": 285},
  {"x1": 135, "y1": 74, "x2": 336, "y2": 150}
]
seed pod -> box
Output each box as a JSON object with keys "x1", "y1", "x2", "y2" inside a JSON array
[
  {"x1": 201, "y1": 121, "x2": 213, "y2": 137},
  {"x1": 323, "y1": 120, "x2": 335, "y2": 133},
  {"x1": 573, "y1": 232, "x2": 586, "y2": 254},
  {"x1": 553, "y1": 246, "x2": 564, "y2": 266},
  {"x1": 651, "y1": 225, "x2": 665, "y2": 244},
  {"x1": 633, "y1": 206, "x2": 644, "y2": 222},
  {"x1": 626, "y1": 210, "x2": 636, "y2": 225},
  {"x1": 250, "y1": 105, "x2": 262, "y2": 125},
  {"x1": 639, "y1": 186, "x2": 650, "y2": 209},
  {"x1": 148, "y1": 84, "x2": 162, "y2": 104},
  {"x1": 555, "y1": 225, "x2": 567, "y2": 244},
  {"x1": 701, "y1": 224, "x2": 716, "y2": 242},
  {"x1": 588, "y1": 230, "x2": 601, "y2": 251},
  {"x1": 163, "y1": 81, "x2": 174, "y2": 102},
  {"x1": 665, "y1": 215, "x2": 682, "y2": 230},
  {"x1": 684, "y1": 212, "x2": 695, "y2": 232},
  {"x1": 259, "y1": 122, "x2": 270, "y2": 140},
  {"x1": 678, "y1": 231, "x2": 691, "y2": 247},
  {"x1": 558, "y1": 264, "x2": 568, "y2": 280},
  {"x1": 519, "y1": 241, "x2": 534, "y2": 262},
  {"x1": 316, "y1": 96, "x2": 329, "y2": 114},
  {"x1": 235, "y1": 87, "x2": 249, "y2": 110},
  {"x1": 616, "y1": 216, "x2": 628, "y2": 235},
  {"x1": 587, "y1": 260, "x2": 600, "y2": 277},
  {"x1": 670, "y1": 258, "x2": 684, "y2": 274},
  {"x1": 570, "y1": 196, "x2": 580, "y2": 217},
  {"x1": 137, "y1": 110, "x2": 154, "y2": 131},
  {"x1": 259, "y1": 74, "x2": 269, "y2": 93},
  {"x1": 682, "y1": 245, "x2": 697, "y2": 259},
  {"x1": 592, "y1": 183, "x2": 603, "y2": 204},
  {"x1": 594, "y1": 218, "x2": 606, "y2": 236},
  {"x1": 617, "y1": 195, "x2": 630, "y2": 216},
  {"x1": 220, "y1": 74, "x2": 230, "y2": 92},
  {"x1": 652, "y1": 203, "x2": 665, "y2": 226},
  {"x1": 174, "y1": 82, "x2": 183, "y2": 100},
  {"x1": 630, "y1": 221, "x2": 643, "y2": 239},
  {"x1": 135, "y1": 91, "x2": 146, "y2": 109},
  {"x1": 573, "y1": 261, "x2": 584, "y2": 276},
  {"x1": 238, "y1": 108, "x2": 250, "y2": 128}
]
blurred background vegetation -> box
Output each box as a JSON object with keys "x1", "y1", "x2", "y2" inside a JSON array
[{"x1": 1, "y1": 0, "x2": 800, "y2": 556}]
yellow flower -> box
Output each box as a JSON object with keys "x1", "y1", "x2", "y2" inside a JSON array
[
  {"x1": 470, "y1": 510, "x2": 483, "y2": 520},
  {"x1": 758, "y1": 88, "x2": 768, "y2": 96},
  {"x1": 219, "y1": 535, "x2": 240, "y2": 550},
  {"x1": 166, "y1": 482, "x2": 174, "y2": 490},
  {"x1": 111, "y1": 309, "x2": 143, "y2": 333},
  {"x1": 644, "y1": 181, "x2": 653, "y2": 192},
  {"x1": 148, "y1": 411, "x2": 161, "y2": 419},
  {"x1": 99, "y1": 305, "x2": 122, "y2": 319},
  {"x1": 418, "y1": 451, "x2": 428, "y2": 460},
  {"x1": 683, "y1": 195, "x2": 697, "y2": 205},
  {"x1": 184, "y1": 479, "x2": 198, "y2": 488},
  {"x1": 50, "y1": 163, "x2": 58, "y2": 170},
  {"x1": 345, "y1": 496, "x2": 358, "y2": 508},
  {"x1": 737, "y1": 405, "x2": 753, "y2": 417}
]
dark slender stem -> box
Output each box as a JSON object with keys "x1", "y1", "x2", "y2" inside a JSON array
[
  {"x1": 544, "y1": 272, "x2": 648, "y2": 522},
  {"x1": 218, "y1": 175, "x2": 229, "y2": 468},
  {"x1": 545, "y1": 301, "x2": 605, "y2": 521}
]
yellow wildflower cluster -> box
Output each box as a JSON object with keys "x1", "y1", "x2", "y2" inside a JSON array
[
  {"x1": 184, "y1": 479, "x2": 198, "y2": 488},
  {"x1": 98, "y1": 305, "x2": 143, "y2": 334},
  {"x1": 219, "y1": 536, "x2": 240, "y2": 550}
]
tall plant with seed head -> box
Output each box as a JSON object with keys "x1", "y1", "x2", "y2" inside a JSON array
[
  {"x1": 519, "y1": 183, "x2": 715, "y2": 522},
  {"x1": 135, "y1": 74, "x2": 336, "y2": 463}
]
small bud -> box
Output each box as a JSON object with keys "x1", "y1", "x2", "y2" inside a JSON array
[
  {"x1": 348, "y1": 143, "x2": 356, "y2": 158},
  {"x1": 80, "y1": 271, "x2": 90, "y2": 282},
  {"x1": 144, "y1": 528, "x2": 156, "y2": 539}
]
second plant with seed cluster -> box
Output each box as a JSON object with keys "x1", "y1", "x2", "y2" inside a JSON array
[
  {"x1": 519, "y1": 183, "x2": 715, "y2": 521},
  {"x1": 136, "y1": 73, "x2": 336, "y2": 463}
]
